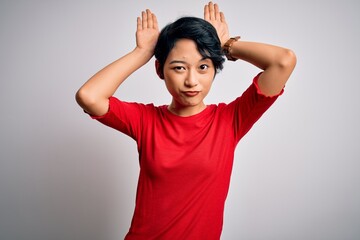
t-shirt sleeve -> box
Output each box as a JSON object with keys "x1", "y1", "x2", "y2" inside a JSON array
[
  {"x1": 89, "y1": 96, "x2": 145, "y2": 140},
  {"x1": 228, "y1": 72, "x2": 284, "y2": 142}
]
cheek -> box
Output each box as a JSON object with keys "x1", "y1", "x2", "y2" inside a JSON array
[
  {"x1": 202, "y1": 76, "x2": 214, "y2": 90},
  {"x1": 164, "y1": 72, "x2": 182, "y2": 87},
  {"x1": 163, "y1": 78, "x2": 179, "y2": 96},
  {"x1": 202, "y1": 84, "x2": 212, "y2": 96}
]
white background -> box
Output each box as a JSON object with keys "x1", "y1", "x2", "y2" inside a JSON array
[{"x1": 1, "y1": 0, "x2": 359, "y2": 239}]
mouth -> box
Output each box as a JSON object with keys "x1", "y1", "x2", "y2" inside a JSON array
[{"x1": 182, "y1": 91, "x2": 200, "y2": 97}]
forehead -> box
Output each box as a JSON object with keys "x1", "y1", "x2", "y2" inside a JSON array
[{"x1": 165, "y1": 39, "x2": 210, "y2": 64}]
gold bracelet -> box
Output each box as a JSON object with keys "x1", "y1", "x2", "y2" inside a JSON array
[{"x1": 223, "y1": 36, "x2": 240, "y2": 61}]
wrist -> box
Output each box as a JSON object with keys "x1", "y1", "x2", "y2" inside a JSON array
[
  {"x1": 133, "y1": 47, "x2": 154, "y2": 61},
  {"x1": 222, "y1": 36, "x2": 240, "y2": 61}
]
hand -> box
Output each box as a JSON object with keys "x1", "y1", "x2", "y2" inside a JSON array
[
  {"x1": 136, "y1": 9, "x2": 159, "y2": 54},
  {"x1": 204, "y1": 2, "x2": 230, "y2": 47}
]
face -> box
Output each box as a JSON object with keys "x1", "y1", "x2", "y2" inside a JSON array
[{"x1": 160, "y1": 39, "x2": 215, "y2": 116}]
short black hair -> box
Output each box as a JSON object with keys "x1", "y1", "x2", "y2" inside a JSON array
[{"x1": 154, "y1": 17, "x2": 225, "y2": 75}]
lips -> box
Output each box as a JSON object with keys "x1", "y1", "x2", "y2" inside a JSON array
[{"x1": 182, "y1": 91, "x2": 200, "y2": 97}]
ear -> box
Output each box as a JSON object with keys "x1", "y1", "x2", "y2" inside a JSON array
[{"x1": 155, "y1": 60, "x2": 164, "y2": 79}]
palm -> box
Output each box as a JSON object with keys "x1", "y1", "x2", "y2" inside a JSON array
[
  {"x1": 204, "y1": 2, "x2": 229, "y2": 47},
  {"x1": 136, "y1": 9, "x2": 159, "y2": 53}
]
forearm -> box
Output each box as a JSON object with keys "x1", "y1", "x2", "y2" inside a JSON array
[
  {"x1": 76, "y1": 47, "x2": 153, "y2": 115},
  {"x1": 230, "y1": 40, "x2": 297, "y2": 96},
  {"x1": 230, "y1": 41, "x2": 294, "y2": 70}
]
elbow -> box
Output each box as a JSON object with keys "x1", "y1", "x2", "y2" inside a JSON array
[
  {"x1": 75, "y1": 87, "x2": 97, "y2": 110},
  {"x1": 75, "y1": 86, "x2": 109, "y2": 116},
  {"x1": 278, "y1": 49, "x2": 297, "y2": 71},
  {"x1": 75, "y1": 87, "x2": 84, "y2": 108}
]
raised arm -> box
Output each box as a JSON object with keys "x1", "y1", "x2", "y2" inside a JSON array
[
  {"x1": 204, "y1": 2, "x2": 296, "y2": 96},
  {"x1": 75, "y1": 9, "x2": 159, "y2": 116}
]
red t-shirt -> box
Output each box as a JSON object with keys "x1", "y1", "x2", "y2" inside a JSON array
[{"x1": 91, "y1": 73, "x2": 283, "y2": 239}]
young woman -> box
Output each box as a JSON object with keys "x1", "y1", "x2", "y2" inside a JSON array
[{"x1": 76, "y1": 2, "x2": 296, "y2": 239}]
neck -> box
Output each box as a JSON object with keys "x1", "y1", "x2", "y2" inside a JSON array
[{"x1": 168, "y1": 102, "x2": 206, "y2": 117}]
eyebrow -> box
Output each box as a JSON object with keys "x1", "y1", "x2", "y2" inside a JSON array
[
  {"x1": 169, "y1": 60, "x2": 187, "y2": 65},
  {"x1": 169, "y1": 57, "x2": 210, "y2": 65}
]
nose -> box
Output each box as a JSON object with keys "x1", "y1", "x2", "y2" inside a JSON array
[{"x1": 184, "y1": 70, "x2": 198, "y2": 88}]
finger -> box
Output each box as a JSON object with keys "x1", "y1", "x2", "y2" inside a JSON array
[
  {"x1": 208, "y1": 1, "x2": 215, "y2": 20},
  {"x1": 220, "y1": 12, "x2": 226, "y2": 23},
  {"x1": 137, "y1": 16, "x2": 142, "y2": 30},
  {"x1": 152, "y1": 13, "x2": 159, "y2": 30},
  {"x1": 204, "y1": 4, "x2": 209, "y2": 20},
  {"x1": 214, "y1": 3, "x2": 221, "y2": 20},
  {"x1": 142, "y1": 10, "x2": 147, "y2": 28},
  {"x1": 146, "y1": 9, "x2": 153, "y2": 28}
]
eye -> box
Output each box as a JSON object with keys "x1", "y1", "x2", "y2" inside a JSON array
[
  {"x1": 173, "y1": 66, "x2": 186, "y2": 71},
  {"x1": 199, "y1": 64, "x2": 209, "y2": 70}
]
